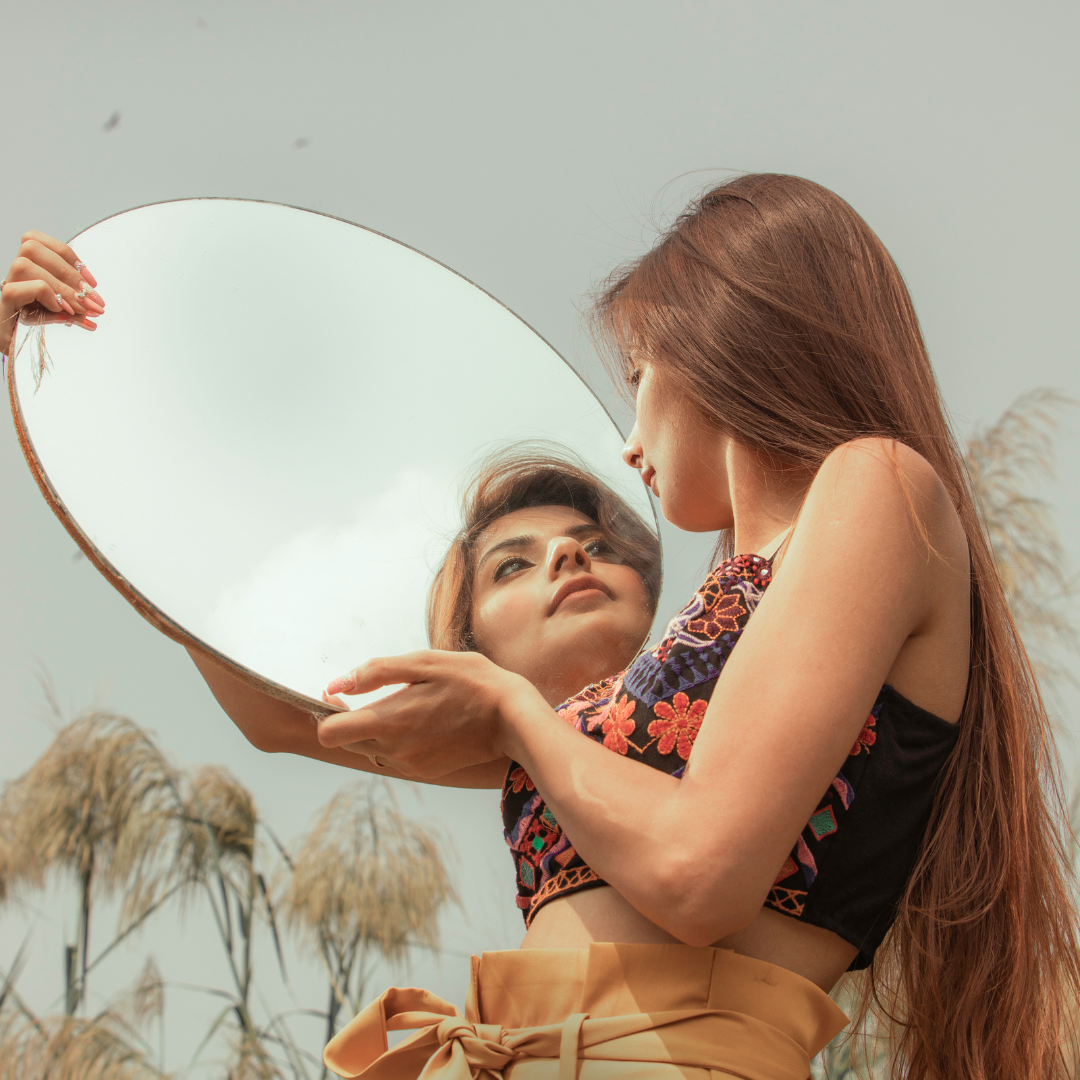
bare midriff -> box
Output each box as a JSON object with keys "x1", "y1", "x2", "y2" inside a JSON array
[{"x1": 520, "y1": 886, "x2": 858, "y2": 992}]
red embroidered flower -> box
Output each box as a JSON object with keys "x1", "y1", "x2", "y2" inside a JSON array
[
  {"x1": 556, "y1": 699, "x2": 589, "y2": 729},
  {"x1": 648, "y1": 693, "x2": 707, "y2": 759},
  {"x1": 850, "y1": 714, "x2": 877, "y2": 756},
  {"x1": 684, "y1": 592, "x2": 746, "y2": 638},
  {"x1": 508, "y1": 766, "x2": 535, "y2": 793},
  {"x1": 602, "y1": 695, "x2": 637, "y2": 755}
]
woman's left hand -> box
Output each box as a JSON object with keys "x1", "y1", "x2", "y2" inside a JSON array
[{"x1": 316, "y1": 650, "x2": 541, "y2": 779}]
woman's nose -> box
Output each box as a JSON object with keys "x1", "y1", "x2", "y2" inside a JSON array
[
  {"x1": 622, "y1": 424, "x2": 643, "y2": 470},
  {"x1": 548, "y1": 536, "x2": 592, "y2": 576}
]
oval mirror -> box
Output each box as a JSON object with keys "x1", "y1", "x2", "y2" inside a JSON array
[{"x1": 8, "y1": 199, "x2": 656, "y2": 713}]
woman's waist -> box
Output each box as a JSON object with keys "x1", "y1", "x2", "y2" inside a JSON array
[
  {"x1": 522, "y1": 887, "x2": 857, "y2": 992},
  {"x1": 468, "y1": 940, "x2": 849, "y2": 1073},
  {"x1": 326, "y1": 941, "x2": 848, "y2": 1080}
]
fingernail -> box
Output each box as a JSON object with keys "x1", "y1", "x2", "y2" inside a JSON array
[
  {"x1": 84, "y1": 289, "x2": 104, "y2": 306},
  {"x1": 59, "y1": 298, "x2": 75, "y2": 315},
  {"x1": 77, "y1": 319, "x2": 97, "y2": 331},
  {"x1": 81, "y1": 299, "x2": 105, "y2": 316},
  {"x1": 75, "y1": 262, "x2": 98, "y2": 288},
  {"x1": 325, "y1": 675, "x2": 353, "y2": 695}
]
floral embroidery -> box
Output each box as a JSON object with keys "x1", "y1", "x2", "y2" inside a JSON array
[
  {"x1": 684, "y1": 592, "x2": 747, "y2": 638},
  {"x1": 850, "y1": 713, "x2": 877, "y2": 756},
  {"x1": 502, "y1": 548, "x2": 894, "y2": 933},
  {"x1": 648, "y1": 693, "x2": 706, "y2": 759},
  {"x1": 602, "y1": 697, "x2": 637, "y2": 755},
  {"x1": 556, "y1": 699, "x2": 589, "y2": 729},
  {"x1": 508, "y1": 766, "x2": 534, "y2": 794}
]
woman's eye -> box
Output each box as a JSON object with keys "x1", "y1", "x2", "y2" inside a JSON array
[
  {"x1": 627, "y1": 368, "x2": 642, "y2": 392},
  {"x1": 494, "y1": 557, "x2": 531, "y2": 581},
  {"x1": 583, "y1": 539, "x2": 612, "y2": 559}
]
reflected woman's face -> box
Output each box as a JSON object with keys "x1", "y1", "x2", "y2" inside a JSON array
[{"x1": 470, "y1": 505, "x2": 653, "y2": 706}]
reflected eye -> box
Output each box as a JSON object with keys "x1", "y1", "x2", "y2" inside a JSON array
[
  {"x1": 494, "y1": 556, "x2": 531, "y2": 581},
  {"x1": 583, "y1": 538, "x2": 614, "y2": 560}
]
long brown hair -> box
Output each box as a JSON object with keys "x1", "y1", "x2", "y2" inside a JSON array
[
  {"x1": 427, "y1": 445, "x2": 661, "y2": 653},
  {"x1": 593, "y1": 174, "x2": 1080, "y2": 1079}
]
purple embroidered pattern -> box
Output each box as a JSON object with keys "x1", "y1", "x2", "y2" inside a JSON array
[{"x1": 501, "y1": 551, "x2": 889, "y2": 929}]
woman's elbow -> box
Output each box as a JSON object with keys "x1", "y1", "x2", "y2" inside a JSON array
[
  {"x1": 650, "y1": 851, "x2": 763, "y2": 945},
  {"x1": 242, "y1": 725, "x2": 286, "y2": 754}
]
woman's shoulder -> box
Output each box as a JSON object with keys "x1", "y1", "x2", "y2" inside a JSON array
[{"x1": 807, "y1": 438, "x2": 962, "y2": 549}]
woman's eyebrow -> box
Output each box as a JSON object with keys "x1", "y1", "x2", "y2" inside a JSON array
[{"x1": 476, "y1": 533, "x2": 537, "y2": 572}]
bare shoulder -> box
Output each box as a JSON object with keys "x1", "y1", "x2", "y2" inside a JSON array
[
  {"x1": 778, "y1": 439, "x2": 970, "y2": 720},
  {"x1": 807, "y1": 438, "x2": 964, "y2": 557}
]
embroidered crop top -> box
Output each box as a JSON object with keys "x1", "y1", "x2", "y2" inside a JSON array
[{"x1": 501, "y1": 550, "x2": 961, "y2": 971}]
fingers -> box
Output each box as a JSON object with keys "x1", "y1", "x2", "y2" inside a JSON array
[
  {"x1": 21, "y1": 240, "x2": 104, "y2": 311},
  {"x1": 0, "y1": 279, "x2": 97, "y2": 328},
  {"x1": 316, "y1": 704, "x2": 388, "y2": 749},
  {"x1": 325, "y1": 651, "x2": 439, "y2": 696},
  {"x1": 6, "y1": 251, "x2": 104, "y2": 318},
  {"x1": 20, "y1": 231, "x2": 98, "y2": 287}
]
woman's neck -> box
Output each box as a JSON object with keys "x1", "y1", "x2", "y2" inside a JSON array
[{"x1": 728, "y1": 441, "x2": 811, "y2": 557}]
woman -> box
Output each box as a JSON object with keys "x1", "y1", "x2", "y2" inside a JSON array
[{"x1": 314, "y1": 175, "x2": 1080, "y2": 1079}]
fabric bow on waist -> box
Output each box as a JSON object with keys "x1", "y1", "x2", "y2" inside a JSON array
[{"x1": 323, "y1": 985, "x2": 815, "y2": 1080}]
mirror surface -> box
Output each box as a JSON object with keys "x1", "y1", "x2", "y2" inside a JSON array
[{"x1": 10, "y1": 199, "x2": 655, "y2": 709}]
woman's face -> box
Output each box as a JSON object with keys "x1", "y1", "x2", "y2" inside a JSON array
[
  {"x1": 622, "y1": 362, "x2": 734, "y2": 532},
  {"x1": 470, "y1": 505, "x2": 653, "y2": 706}
]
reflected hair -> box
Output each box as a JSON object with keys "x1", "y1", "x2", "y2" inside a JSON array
[
  {"x1": 592, "y1": 173, "x2": 1080, "y2": 1080},
  {"x1": 426, "y1": 446, "x2": 661, "y2": 653}
]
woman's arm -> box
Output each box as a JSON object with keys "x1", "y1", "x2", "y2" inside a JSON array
[
  {"x1": 317, "y1": 439, "x2": 970, "y2": 941},
  {"x1": 189, "y1": 648, "x2": 509, "y2": 789}
]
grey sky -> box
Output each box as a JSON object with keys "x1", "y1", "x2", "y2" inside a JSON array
[{"x1": 1, "y1": 1, "x2": 1077, "y2": 1072}]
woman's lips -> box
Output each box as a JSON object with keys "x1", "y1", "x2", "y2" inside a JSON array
[
  {"x1": 640, "y1": 465, "x2": 658, "y2": 496},
  {"x1": 549, "y1": 575, "x2": 613, "y2": 614}
]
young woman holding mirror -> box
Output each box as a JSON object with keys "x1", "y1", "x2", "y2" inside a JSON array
[
  {"x1": 7, "y1": 174, "x2": 1080, "y2": 1078},
  {"x1": 312, "y1": 175, "x2": 1080, "y2": 1079}
]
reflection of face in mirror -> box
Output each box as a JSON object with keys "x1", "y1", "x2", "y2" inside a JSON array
[{"x1": 424, "y1": 450, "x2": 660, "y2": 707}]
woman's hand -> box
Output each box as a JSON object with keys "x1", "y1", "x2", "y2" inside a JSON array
[
  {"x1": 317, "y1": 650, "x2": 543, "y2": 779},
  {"x1": 1, "y1": 232, "x2": 105, "y2": 356}
]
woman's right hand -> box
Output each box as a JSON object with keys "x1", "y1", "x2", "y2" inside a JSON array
[{"x1": 1, "y1": 231, "x2": 105, "y2": 356}]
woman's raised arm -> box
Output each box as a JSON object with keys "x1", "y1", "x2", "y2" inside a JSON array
[{"x1": 189, "y1": 647, "x2": 508, "y2": 789}]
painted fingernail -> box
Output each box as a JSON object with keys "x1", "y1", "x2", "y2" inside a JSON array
[
  {"x1": 74, "y1": 262, "x2": 98, "y2": 288},
  {"x1": 77, "y1": 318, "x2": 97, "y2": 331},
  {"x1": 325, "y1": 675, "x2": 353, "y2": 695},
  {"x1": 81, "y1": 299, "x2": 105, "y2": 316},
  {"x1": 59, "y1": 297, "x2": 75, "y2": 315}
]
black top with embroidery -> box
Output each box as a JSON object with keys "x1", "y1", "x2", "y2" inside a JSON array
[{"x1": 500, "y1": 552, "x2": 961, "y2": 970}]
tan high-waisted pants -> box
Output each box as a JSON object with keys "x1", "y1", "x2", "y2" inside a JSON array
[{"x1": 324, "y1": 943, "x2": 849, "y2": 1079}]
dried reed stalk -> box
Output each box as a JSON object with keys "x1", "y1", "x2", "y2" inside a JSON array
[{"x1": 963, "y1": 387, "x2": 1078, "y2": 685}]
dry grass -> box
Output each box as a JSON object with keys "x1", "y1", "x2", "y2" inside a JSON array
[
  {"x1": 1, "y1": 711, "x2": 179, "y2": 913},
  {"x1": 278, "y1": 777, "x2": 456, "y2": 1055},
  {"x1": 0, "y1": 1010, "x2": 167, "y2": 1080},
  {"x1": 0, "y1": 711, "x2": 182, "y2": 1014},
  {"x1": 281, "y1": 778, "x2": 454, "y2": 963},
  {"x1": 126, "y1": 958, "x2": 164, "y2": 1032},
  {"x1": 174, "y1": 765, "x2": 258, "y2": 887},
  {"x1": 964, "y1": 388, "x2": 1078, "y2": 684}
]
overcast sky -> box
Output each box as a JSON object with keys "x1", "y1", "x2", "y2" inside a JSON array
[{"x1": 1, "y1": 1, "x2": 1077, "y2": 1073}]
